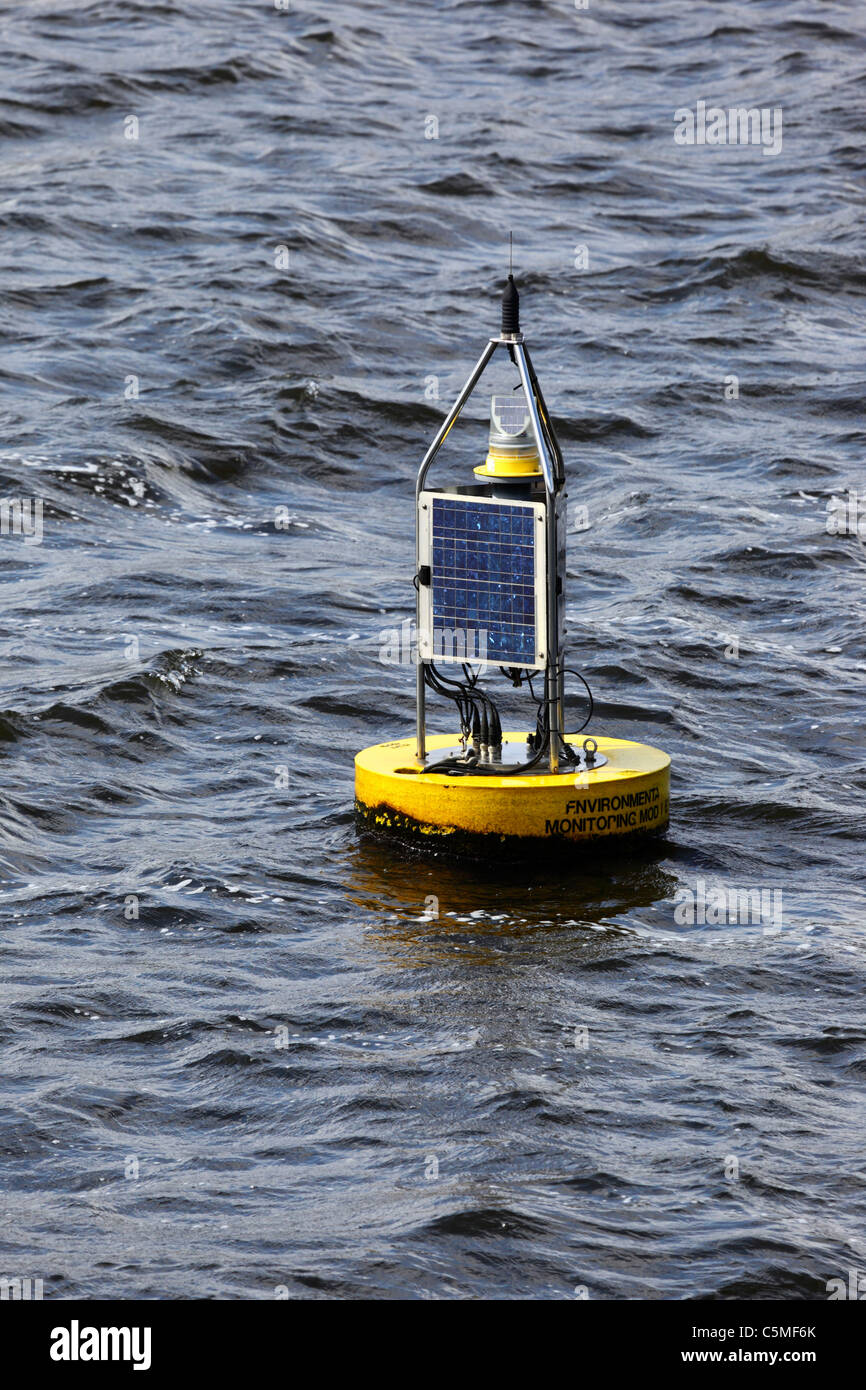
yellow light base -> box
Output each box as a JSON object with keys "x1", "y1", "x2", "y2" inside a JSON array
[
  {"x1": 354, "y1": 732, "x2": 670, "y2": 856},
  {"x1": 473, "y1": 449, "x2": 542, "y2": 479}
]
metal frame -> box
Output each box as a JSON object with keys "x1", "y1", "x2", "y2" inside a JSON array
[{"x1": 415, "y1": 333, "x2": 567, "y2": 772}]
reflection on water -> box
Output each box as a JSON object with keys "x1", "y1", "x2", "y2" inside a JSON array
[{"x1": 347, "y1": 837, "x2": 684, "y2": 965}]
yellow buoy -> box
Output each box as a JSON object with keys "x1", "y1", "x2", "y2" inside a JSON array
[
  {"x1": 354, "y1": 272, "x2": 672, "y2": 859},
  {"x1": 355, "y1": 733, "x2": 670, "y2": 855}
]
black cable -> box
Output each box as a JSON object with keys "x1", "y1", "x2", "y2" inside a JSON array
[
  {"x1": 562, "y1": 666, "x2": 594, "y2": 737},
  {"x1": 422, "y1": 670, "x2": 551, "y2": 777},
  {"x1": 424, "y1": 664, "x2": 473, "y2": 736},
  {"x1": 424, "y1": 661, "x2": 502, "y2": 749},
  {"x1": 420, "y1": 661, "x2": 595, "y2": 777}
]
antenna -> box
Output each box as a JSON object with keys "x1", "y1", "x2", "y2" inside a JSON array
[{"x1": 501, "y1": 245, "x2": 520, "y2": 337}]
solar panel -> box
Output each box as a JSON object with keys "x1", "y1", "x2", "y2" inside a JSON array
[{"x1": 417, "y1": 492, "x2": 547, "y2": 669}]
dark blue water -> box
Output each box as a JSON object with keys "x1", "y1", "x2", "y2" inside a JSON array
[{"x1": 0, "y1": 0, "x2": 864, "y2": 1299}]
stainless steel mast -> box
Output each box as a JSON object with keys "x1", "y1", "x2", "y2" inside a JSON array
[{"x1": 414, "y1": 273, "x2": 566, "y2": 771}]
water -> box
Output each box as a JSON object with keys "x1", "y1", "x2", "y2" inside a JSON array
[{"x1": 0, "y1": 0, "x2": 864, "y2": 1299}]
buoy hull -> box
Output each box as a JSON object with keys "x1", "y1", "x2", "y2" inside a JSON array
[{"x1": 354, "y1": 733, "x2": 670, "y2": 857}]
